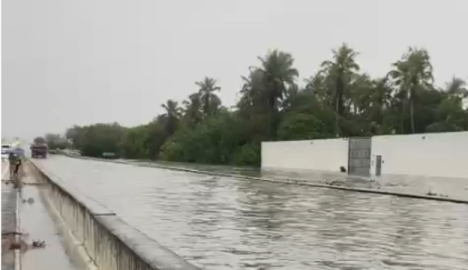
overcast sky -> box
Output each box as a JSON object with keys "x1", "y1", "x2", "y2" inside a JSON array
[{"x1": 2, "y1": 0, "x2": 468, "y2": 141}]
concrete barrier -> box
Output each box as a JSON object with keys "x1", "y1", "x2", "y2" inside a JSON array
[{"x1": 26, "y1": 159, "x2": 200, "y2": 270}]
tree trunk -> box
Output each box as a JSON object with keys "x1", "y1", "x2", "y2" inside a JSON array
[
  {"x1": 410, "y1": 99, "x2": 415, "y2": 133},
  {"x1": 400, "y1": 102, "x2": 405, "y2": 134},
  {"x1": 205, "y1": 94, "x2": 210, "y2": 116},
  {"x1": 409, "y1": 84, "x2": 417, "y2": 134},
  {"x1": 335, "y1": 99, "x2": 339, "y2": 137},
  {"x1": 267, "y1": 107, "x2": 271, "y2": 140},
  {"x1": 335, "y1": 75, "x2": 344, "y2": 137},
  {"x1": 268, "y1": 102, "x2": 274, "y2": 141}
]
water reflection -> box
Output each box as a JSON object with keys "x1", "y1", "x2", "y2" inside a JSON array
[{"x1": 37, "y1": 157, "x2": 468, "y2": 270}]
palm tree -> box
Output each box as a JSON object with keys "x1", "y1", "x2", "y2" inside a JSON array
[
  {"x1": 281, "y1": 83, "x2": 300, "y2": 110},
  {"x1": 388, "y1": 47, "x2": 434, "y2": 133},
  {"x1": 348, "y1": 73, "x2": 373, "y2": 115},
  {"x1": 356, "y1": 77, "x2": 392, "y2": 133},
  {"x1": 304, "y1": 73, "x2": 328, "y2": 99},
  {"x1": 445, "y1": 77, "x2": 467, "y2": 98},
  {"x1": 195, "y1": 77, "x2": 221, "y2": 116},
  {"x1": 320, "y1": 43, "x2": 360, "y2": 136},
  {"x1": 182, "y1": 93, "x2": 203, "y2": 125},
  {"x1": 256, "y1": 50, "x2": 299, "y2": 139},
  {"x1": 238, "y1": 68, "x2": 265, "y2": 114},
  {"x1": 161, "y1": 99, "x2": 181, "y2": 136}
]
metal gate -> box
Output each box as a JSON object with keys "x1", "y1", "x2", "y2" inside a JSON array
[
  {"x1": 375, "y1": 155, "x2": 382, "y2": 176},
  {"x1": 348, "y1": 137, "x2": 371, "y2": 176}
]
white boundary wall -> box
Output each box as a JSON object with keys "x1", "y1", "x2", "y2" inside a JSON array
[
  {"x1": 261, "y1": 138, "x2": 349, "y2": 172},
  {"x1": 262, "y1": 131, "x2": 468, "y2": 179},
  {"x1": 370, "y1": 132, "x2": 468, "y2": 178}
]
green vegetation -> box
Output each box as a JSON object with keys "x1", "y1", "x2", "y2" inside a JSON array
[{"x1": 44, "y1": 45, "x2": 468, "y2": 166}]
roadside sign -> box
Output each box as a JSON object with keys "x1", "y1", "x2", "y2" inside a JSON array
[{"x1": 102, "y1": 152, "x2": 116, "y2": 158}]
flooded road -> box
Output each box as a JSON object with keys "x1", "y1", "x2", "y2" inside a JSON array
[
  {"x1": 36, "y1": 156, "x2": 468, "y2": 270},
  {"x1": 138, "y1": 160, "x2": 468, "y2": 201}
]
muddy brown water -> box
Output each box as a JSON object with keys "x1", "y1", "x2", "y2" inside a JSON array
[{"x1": 36, "y1": 156, "x2": 468, "y2": 270}]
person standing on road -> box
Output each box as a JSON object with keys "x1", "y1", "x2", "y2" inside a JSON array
[
  {"x1": 8, "y1": 152, "x2": 16, "y2": 175},
  {"x1": 8, "y1": 152, "x2": 22, "y2": 188}
]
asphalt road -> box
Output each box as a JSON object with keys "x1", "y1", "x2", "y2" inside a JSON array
[{"x1": 2, "y1": 162, "x2": 16, "y2": 270}]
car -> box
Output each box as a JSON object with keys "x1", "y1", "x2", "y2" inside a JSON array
[{"x1": 1, "y1": 144, "x2": 12, "y2": 161}]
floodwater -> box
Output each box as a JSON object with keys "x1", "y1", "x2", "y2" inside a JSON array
[
  {"x1": 137, "y1": 160, "x2": 468, "y2": 201},
  {"x1": 36, "y1": 156, "x2": 468, "y2": 270}
]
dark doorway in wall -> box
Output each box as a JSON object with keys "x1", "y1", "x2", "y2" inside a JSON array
[{"x1": 376, "y1": 155, "x2": 382, "y2": 176}]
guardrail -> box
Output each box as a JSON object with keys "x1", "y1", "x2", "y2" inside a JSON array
[{"x1": 27, "y1": 159, "x2": 200, "y2": 270}]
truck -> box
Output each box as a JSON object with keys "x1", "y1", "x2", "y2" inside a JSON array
[
  {"x1": 31, "y1": 144, "x2": 48, "y2": 158},
  {"x1": 31, "y1": 137, "x2": 48, "y2": 158}
]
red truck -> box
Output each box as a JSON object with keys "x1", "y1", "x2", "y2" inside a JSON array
[{"x1": 31, "y1": 137, "x2": 48, "y2": 158}]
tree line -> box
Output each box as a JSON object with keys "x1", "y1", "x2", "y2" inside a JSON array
[{"x1": 41, "y1": 44, "x2": 468, "y2": 166}]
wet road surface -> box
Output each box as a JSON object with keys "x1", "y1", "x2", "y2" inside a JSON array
[
  {"x1": 2, "y1": 163, "x2": 16, "y2": 270},
  {"x1": 36, "y1": 156, "x2": 468, "y2": 270},
  {"x1": 19, "y1": 164, "x2": 78, "y2": 270}
]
